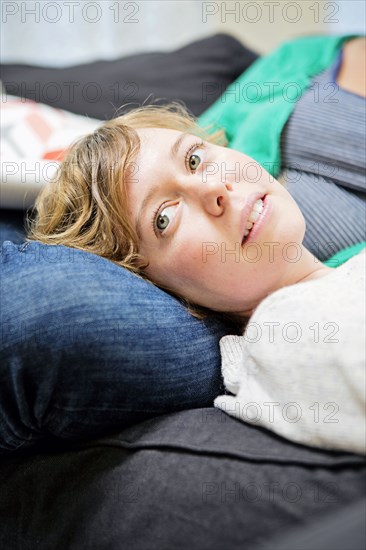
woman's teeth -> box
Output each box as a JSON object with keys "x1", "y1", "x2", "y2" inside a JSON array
[{"x1": 243, "y1": 199, "x2": 264, "y2": 238}]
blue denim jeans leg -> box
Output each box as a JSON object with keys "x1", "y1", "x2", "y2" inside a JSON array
[{"x1": 1, "y1": 240, "x2": 235, "y2": 452}]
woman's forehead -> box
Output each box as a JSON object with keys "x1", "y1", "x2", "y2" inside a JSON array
[
  {"x1": 136, "y1": 127, "x2": 182, "y2": 145},
  {"x1": 134, "y1": 128, "x2": 185, "y2": 172}
]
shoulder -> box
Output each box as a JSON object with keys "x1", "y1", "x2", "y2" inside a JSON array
[{"x1": 337, "y1": 37, "x2": 366, "y2": 97}]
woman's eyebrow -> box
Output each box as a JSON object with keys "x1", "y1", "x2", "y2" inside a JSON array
[
  {"x1": 135, "y1": 133, "x2": 190, "y2": 238},
  {"x1": 170, "y1": 132, "x2": 189, "y2": 160}
]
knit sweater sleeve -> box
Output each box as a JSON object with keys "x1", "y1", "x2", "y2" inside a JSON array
[{"x1": 214, "y1": 250, "x2": 366, "y2": 455}]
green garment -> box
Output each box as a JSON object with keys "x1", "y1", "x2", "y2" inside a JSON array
[
  {"x1": 198, "y1": 34, "x2": 357, "y2": 176},
  {"x1": 323, "y1": 241, "x2": 366, "y2": 267}
]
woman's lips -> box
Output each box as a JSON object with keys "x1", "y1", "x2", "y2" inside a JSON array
[
  {"x1": 240, "y1": 192, "x2": 265, "y2": 244},
  {"x1": 242, "y1": 194, "x2": 271, "y2": 245}
]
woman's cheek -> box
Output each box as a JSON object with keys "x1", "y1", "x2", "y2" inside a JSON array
[{"x1": 180, "y1": 245, "x2": 205, "y2": 270}]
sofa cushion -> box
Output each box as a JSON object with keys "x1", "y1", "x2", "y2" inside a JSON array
[
  {"x1": 0, "y1": 240, "x2": 239, "y2": 452},
  {"x1": 0, "y1": 94, "x2": 101, "y2": 208},
  {"x1": 0, "y1": 209, "x2": 26, "y2": 243},
  {"x1": 0, "y1": 33, "x2": 258, "y2": 119},
  {"x1": 1, "y1": 94, "x2": 100, "y2": 160},
  {"x1": 0, "y1": 408, "x2": 364, "y2": 549},
  {"x1": 258, "y1": 496, "x2": 366, "y2": 550}
]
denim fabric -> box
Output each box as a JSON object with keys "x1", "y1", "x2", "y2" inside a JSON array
[{"x1": 0, "y1": 240, "x2": 236, "y2": 452}]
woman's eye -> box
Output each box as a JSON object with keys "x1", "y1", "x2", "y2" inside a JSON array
[
  {"x1": 187, "y1": 147, "x2": 204, "y2": 172},
  {"x1": 156, "y1": 204, "x2": 178, "y2": 232}
]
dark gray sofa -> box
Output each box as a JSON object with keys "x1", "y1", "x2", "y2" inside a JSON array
[{"x1": 1, "y1": 408, "x2": 365, "y2": 550}]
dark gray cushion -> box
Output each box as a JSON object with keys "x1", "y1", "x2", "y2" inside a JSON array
[
  {"x1": 0, "y1": 33, "x2": 258, "y2": 119},
  {"x1": 0, "y1": 408, "x2": 364, "y2": 549},
  {"x1": 0, "y1": 209, "x2": 26, "y2": 243},
  {"x1": 258, "y1": 496, "x2": 366, "y2": 550}
]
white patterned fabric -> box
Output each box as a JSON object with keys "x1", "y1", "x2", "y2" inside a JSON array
[{"x1": 0, "y1": 91, "x2": 100, "y2": 208}]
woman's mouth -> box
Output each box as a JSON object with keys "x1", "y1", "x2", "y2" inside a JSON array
[
  {"x1": 242, "y1": 195, "x2": 269, "y2": 245},
  {"x1": 244, "y1": 199, "x2": 264, "y2": 239}
]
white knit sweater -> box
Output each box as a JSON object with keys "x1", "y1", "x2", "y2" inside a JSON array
[{"x1": 214, "y1": 250, "x2": 366, "y2": 455}]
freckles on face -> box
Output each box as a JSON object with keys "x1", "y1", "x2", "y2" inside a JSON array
[
  {"x1": 146, "y1": 232, "x2": 262, "y2": 312},
  {"x1": 144, "y1": 222, "x2": 211, "y2": 288},
  {"x1": 127, "y1": 127, "x2": 307, "y2": 313}
]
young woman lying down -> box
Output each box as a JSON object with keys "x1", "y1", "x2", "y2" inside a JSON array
[{"x1": 26, "y1": 36, "x2": 366, "y2": 454}]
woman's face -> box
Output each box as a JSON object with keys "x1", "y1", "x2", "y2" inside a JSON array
[{"x1": 127, "y1": 128, "x2": 306, "y2": 314}]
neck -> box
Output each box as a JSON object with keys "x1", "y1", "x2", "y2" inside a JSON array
[
  {"x1": 288, "y1": 245, "x2": 334, "y2": 285},
  {"x1": 239, "y1": 245, "x2": 334, "y2": 318}
]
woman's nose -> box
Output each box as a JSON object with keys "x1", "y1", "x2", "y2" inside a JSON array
[{"x1": 195, "y1": 176, "x2": 233, "y2": 216}]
